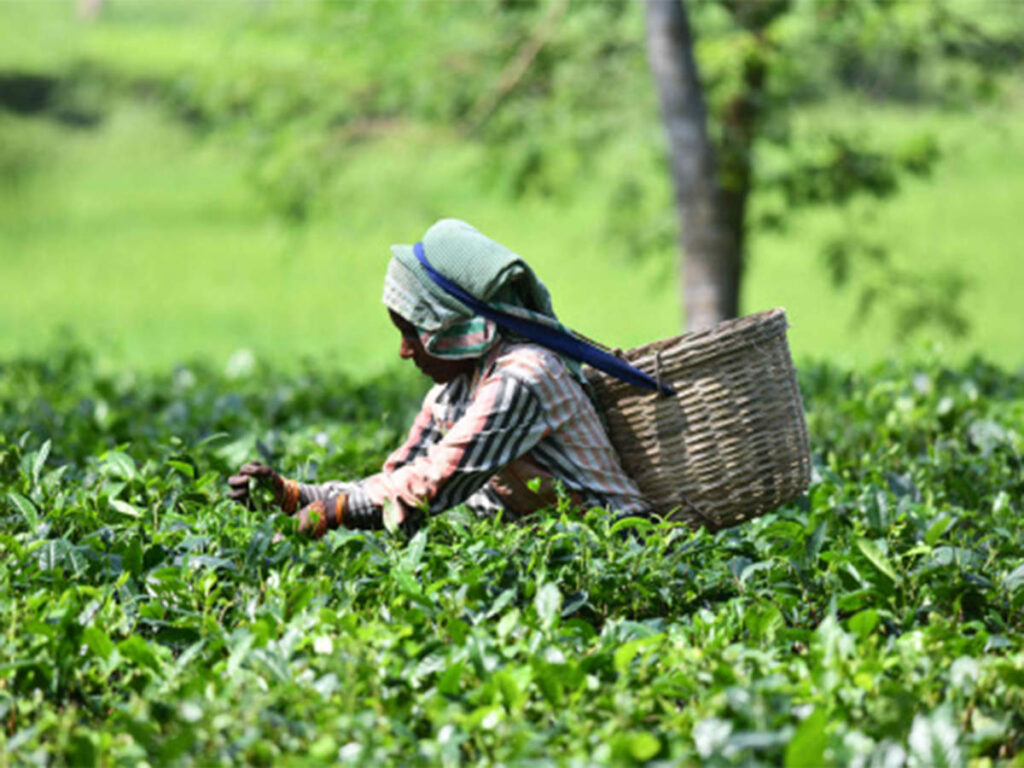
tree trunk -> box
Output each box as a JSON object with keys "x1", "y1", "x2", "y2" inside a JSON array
[{"x1": 644, "y1": 0, "x2": 741, "y2": 332}]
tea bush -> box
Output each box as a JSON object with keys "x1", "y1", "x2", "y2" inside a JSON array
[{"x1": 0, "y1": 349, "x2": 1021, "y2": 766}]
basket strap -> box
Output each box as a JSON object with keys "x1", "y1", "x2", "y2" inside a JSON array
[{"x1": 413, "y1": 242, "x2": 675, "y2": 396}]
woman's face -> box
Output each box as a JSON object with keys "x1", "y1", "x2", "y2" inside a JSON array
[{"x1": 388, "y1": 310, "x2": 476, "y2": 383}]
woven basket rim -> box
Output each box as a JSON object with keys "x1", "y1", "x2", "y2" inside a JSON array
[
  {"x1": 621, "y1": 307, "x2": 787, "y2": 369},
  {"x1": 582, "y1": 308, "x2": 790, "y2": 398}
]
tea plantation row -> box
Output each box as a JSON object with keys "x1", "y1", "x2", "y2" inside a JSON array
[{"x1": 0, "y1": 348, "x2": 1022, "y2": 766}]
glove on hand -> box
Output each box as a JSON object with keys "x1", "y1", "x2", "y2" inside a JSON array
[{"x1": 227, "y1": 462, "x2": 300, "y2": 514}]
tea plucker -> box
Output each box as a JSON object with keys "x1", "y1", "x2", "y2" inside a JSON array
[{"x1": 228, "y1": 219, "x2": 663, "y2": 537}]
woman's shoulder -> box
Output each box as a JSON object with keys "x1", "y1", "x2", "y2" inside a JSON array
[{"x1": 487, "y1": 341, "x2": 574, "y2": 389}]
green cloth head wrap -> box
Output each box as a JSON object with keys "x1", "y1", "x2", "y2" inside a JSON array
[{"x1": 383, "y1": 220, "x2": 578, "y2": 374}]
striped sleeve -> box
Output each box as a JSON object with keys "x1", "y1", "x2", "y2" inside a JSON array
[
  {"x1": 381, "y1": 385, "x2": 445, "y2": 472},
  {"x1": 293, "y1": 385, "x2": 444, "y2": 510},
  {"x1": 294, "y1": 479, "x2": 358, "y2": 505},
  {"x1": 358, "y1": 369, "x2": 551, "y2": 524}
]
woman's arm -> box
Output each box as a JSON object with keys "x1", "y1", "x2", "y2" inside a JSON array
[
  {"x1": 285, "y1": 383, "x2": 444, "y2": 509},
  {"x1": 297, "y1": 369, "x2": 551, "y2": 535},
  {"x1": 230, "y1": 386, "x2": 443, "y2": 517},
  {"x1": 347, "y1": 371, "x2": 551, "y2": 529}
]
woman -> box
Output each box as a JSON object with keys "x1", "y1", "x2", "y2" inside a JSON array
[{"x1": 228, "y1": 219, "x2": 651, "y2": 537}]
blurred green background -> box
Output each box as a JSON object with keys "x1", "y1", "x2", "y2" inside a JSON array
[{"x1": 1, "y1": 0, "x2": 1022, "y2": 376}]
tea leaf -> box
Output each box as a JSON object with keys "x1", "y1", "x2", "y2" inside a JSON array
[
  {"x1": 784, "y1": 708, "x2": 827, "y2": 768},
  {"x1": 31, "y1": 439, "x2": 51, "y2": 486},
  {"x1": 7, "y1": 491, "x2": 38, "y2": 527},
  {"x1": 109, "y1": 499, "x2": 142, "y2": 518},
  {"x1": 856, "y1": 538, "x2": 900, "y2": 583},
  {"x1": 534, "y1": 582, "x2": 562, "y2": 630}
]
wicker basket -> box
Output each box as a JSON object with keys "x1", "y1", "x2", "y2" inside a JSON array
[{"x1": 584, "y1": 308, "x2": 811, "y2": 530}]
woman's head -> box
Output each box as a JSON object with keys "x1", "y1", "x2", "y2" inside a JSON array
[
  {"x1": 388, "y1": 309, "x2": 476, "y2": 383},
  {"x1": 381, "y1": 218, "x2": 564, "y2": 381}
]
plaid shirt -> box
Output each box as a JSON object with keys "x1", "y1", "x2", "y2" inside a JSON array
[{"x1": 297, "y1": 341, "x2": 649, "y2": 528}]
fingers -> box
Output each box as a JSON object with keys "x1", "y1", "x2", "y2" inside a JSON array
[
  {"x1": 229, "y1": 464, "x2": 270, "y2": 506},
  {"x1": 238, "y1": 462, "x2": 274, "y2": 478},
  {"x1": 230, "y1": 462, "x2": 280, "y2": 503},
  {"x1": 227, "y1": 463, "x2": 294, "y2": 520},
  {"x1": 227, "y1": 472, "x2": 253, "y2": 503},
  {"x1": 237, "y1": 463, "x2": 283, "y2": 502}
]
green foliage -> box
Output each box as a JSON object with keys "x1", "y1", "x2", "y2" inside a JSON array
[
  {"x1": 806, "y1": 0, "x2": 1024, "y2": 105},
  {"x1": 0, "y1": 112, "x2": 52, "y2": 190},
  {"x1": 1, "y1": 348, "x2": 1022, "y2": 764}
]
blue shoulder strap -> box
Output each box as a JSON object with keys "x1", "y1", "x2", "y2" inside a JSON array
[{"x1": 413, "y1": 242, "x2": 674, "y2": 395}]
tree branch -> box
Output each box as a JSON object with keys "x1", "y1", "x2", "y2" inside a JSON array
[{"x1": 467, "y1": 0, "x2": 571, "y2": 131}]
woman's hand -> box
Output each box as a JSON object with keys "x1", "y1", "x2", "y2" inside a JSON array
[
  {"x1": 295, "y1": 501, "x2": 328, "y2": 539},
  {"x1": 228, "y1": 462, "x2": 298, "y2": 512},
  {"x1": 294, "y1": 495, "x2": 347, "y2": 539}
]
